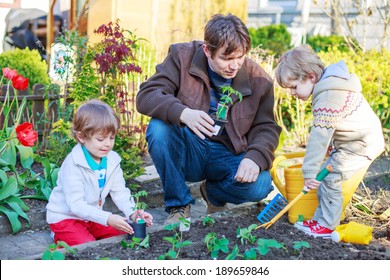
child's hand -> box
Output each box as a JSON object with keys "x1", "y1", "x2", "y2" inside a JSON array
[
  {"x1": 130, "y1": 210, "x2": 154, "y2": 227},
  {"x1": 304, "y1": 178, "x2": 321, "y2": 191},
  {"x1": 108, "y1": 214, "x2": 134, "y2": 234}
]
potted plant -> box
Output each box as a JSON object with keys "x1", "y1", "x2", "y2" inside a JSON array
[
  {"x1": 128, "y1": 190, "x2": 148, "y2": 239},
  {"x1": 211, "y1": 85, "x2": 243, "y2": 136}
]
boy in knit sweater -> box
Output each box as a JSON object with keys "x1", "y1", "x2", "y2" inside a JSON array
[
  {"x1": 46, "y1": 100, "x2": 153, "y2": 246},
  {"x1": 275, "y1": 45, "x2": 385, "y2": 238}
]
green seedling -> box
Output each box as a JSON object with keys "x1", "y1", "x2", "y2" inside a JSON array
[
  {"x1": 225, "y1": 244, "x2": 243, "y2": 260},
  {"x1": 42, "y1": 241, "x2": 77, "y2": 260},
  {"x1": 131, "y1": 190, "x2": 148, "y2": 223},
  {"x1": 204, "y1": 232, "x2": 230, "y2": 259},
  {"x1": 121, "y1": 234, "x2": 150, "y2": 250},
  {"x1": 202, "y1": 216, "x2": 216, "y2": 227},
  {"x1": 216, "y1": 86, "x2": 243, "y2": 120},
  {"x1": 256, "y1": 238, "x2": 285, "y2": 256},
  {"x1": 158, "y1": 218, "x2": 192, "y2": 260},
  {"x1": 236, "y1": 224, "x2": 258, "y2": 245}
]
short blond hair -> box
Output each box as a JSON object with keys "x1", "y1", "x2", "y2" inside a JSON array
[
  {"x1": 275, "y1": 45, "x2": 325, "y2": 88},
  {"x1": 72, "y1": 99, "x2": 120, "y2": 141}
]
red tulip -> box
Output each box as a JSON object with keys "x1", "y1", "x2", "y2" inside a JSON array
[
  {"x1": 15, "y1": 122, "x2": 38, "y2": 146},
  {"x1": 2, "y1": 67, "x2": 18, "y2": 80},
  {"x1": 11, "y1": 74, "x2": 29, "y2": 90}
]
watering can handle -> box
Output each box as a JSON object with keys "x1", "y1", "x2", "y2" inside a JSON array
[{"x1": 270, "y1": 151, "x2": 306, "y2": 198}]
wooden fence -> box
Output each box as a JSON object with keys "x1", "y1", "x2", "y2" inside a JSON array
[{"x1": 0, "y1": 83, "x2": 66, "y2": 137}]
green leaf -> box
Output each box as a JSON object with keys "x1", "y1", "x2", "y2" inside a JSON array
[
  {"x1": 0, "y1": 139, "x2": 16, "y2": 167},
  {"x1": 257, "y1": 246, "x2": 270, "y2": 256},
  {"x1": 16, "y1": 145, "x2": 34, "y2": 169},
  {"x1": 166, "y1": 250, "x2": 177, "y2": 259},
  {"x1": 293, "y1": 241, "x2": 311, "y2": 250},
  {"x1": 244, "y1": 248, "x2": 257, "y2": 260},
  {"x1": 248, "y1": 224, "x2": 258, "y2": 231},
  {"x1": 57, "y1": 241, "x2": 77, "y2": 254},
  {"x1": 0, "y1": 169, "x2": 8, "y2": 184},
  {"x1": 211, "y1": 250, "x2": 219, "y2": 259},
  {"x1": 0, "y1": 176, "x2": 18, "y2": 200},
  {"x1": 50, "y1": 168, "x2": 59, "y2": 186},
  {"x1": 42, "y1": 250, "x2": 53, "y2": 260},
  {"x1": 7, "y1": 195, "x2": 29, "y2": 211},
  {"x1": 51, "y1": 250, "x2": 65, "y2": 260},
  {"x1": 0, "y1": 205, "x2": 22, "y2": 233},
  {"x1": 6, "y1": 199, "x2": 30, "y2": 226},
  {"x1": 163, "y1": 236, "x2": 176, "y2": 244}
]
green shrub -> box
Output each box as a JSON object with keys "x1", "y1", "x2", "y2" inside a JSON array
[
  {"x1": 0, "y1": 48, "x2": 50, "y2": 87},
  {"x1": 306, "y1": 35, "x2": 355, "y2": 53},
  {"x1": 249, "y1": 24, "x2": 291, "y2": 57}
]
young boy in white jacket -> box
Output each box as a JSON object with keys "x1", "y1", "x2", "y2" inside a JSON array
[
  {"x1": 275, "y1": 45, "x2": 384, "y2": 238},
  {"x1": 46, "y1": 99, "x2": 153, "y2": 245}
]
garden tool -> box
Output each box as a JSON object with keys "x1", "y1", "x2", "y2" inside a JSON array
[{"x1": 256, "y1": 165, "x2": 333, "y2": 229}]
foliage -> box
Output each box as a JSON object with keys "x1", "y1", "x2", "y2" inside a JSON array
[
  {"x1": 293, "y1": 241, "x2": 310, "y2": 251},
  {"x1": 256, "y1": 238, "x2": 285, "y2": 256},
  {"x1": 0, "y1": 70, "x2": 38, "y2": 233},
  {"x1": 158, "y1": 218, "x2": 193, "y2": 260},
  {"x1": 204, "y1": 232, "x2": 230, "y2": 259},
  {"x1": 248, "y1": 24, "x2": 291, "y2": 57},
  {"x1": 113, "y1": 129, "x2": 144, "y2": 183},
  {"x1": 202, "y1": 216, "x2": 216, "y2": 227},
  {"x1": 274, "y1": 86, "x2": 312, "y2": 149},
  {"x1": 216, "y1": 85, "x2": 243, "y2": 120},
  {"x1": 0, "y1": 48, "x2": 50, "y2": 87},
  {"x1": 306, "y1": 34, "x2": 355, "y2": 53},
  {"x1": 42, "y1": 241, "x2": 77, "y2": 260},
  {"x1": 22, "y1": 155, "x2": 59, "y2": 201},
  {"x1": 131, "y1": 190, "x2": 148, "y2": 211},
  {"x1": 121, "y1": 234, "x2": 150, "y2": 250},
  {"x1": 43, "y1": 119, "x2": 76, "y2": 166},
  {"x1": 236, "y1": 223, "x2": 258, "y2": 245}
]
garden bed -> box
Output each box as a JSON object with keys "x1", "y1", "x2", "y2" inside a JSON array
[{"x1": 65, "y1": 173, "x2": 390, "y2": 260}]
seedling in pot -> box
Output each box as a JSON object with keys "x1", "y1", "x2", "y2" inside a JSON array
[
  {"x1": 128, "y1": 190, "x2": 148, "y2": 239},
  {"x1": 211, "y1": 85, "x2": 243, "y2": 136}
]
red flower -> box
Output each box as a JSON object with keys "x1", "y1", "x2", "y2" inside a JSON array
[
  {"x1": 2, "y1": 67, "x2": 18, "y2": 80},
  {"x1": 11, "y1": 74, "x2": 29, "y2": 90},
  {"x1": 15, "y1": 122, "x2": 38, "y2": 146}
]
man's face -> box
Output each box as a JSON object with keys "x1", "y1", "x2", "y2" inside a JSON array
[{"x1": 202, "y1": 44, "x2": 246, "y2": 79}]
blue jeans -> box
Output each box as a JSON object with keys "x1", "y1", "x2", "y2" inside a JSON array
[{"x1": 146, "y1": 118, "x2": 274, "y2": 212}]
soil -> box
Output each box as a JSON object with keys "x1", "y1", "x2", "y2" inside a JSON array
[{"x1": 63, "y1": 172, "x2": 390, "y2": 260}]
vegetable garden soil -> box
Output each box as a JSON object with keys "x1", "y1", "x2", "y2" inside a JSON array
[{"x1": 65, "y1": 173, "x2": 390, "y2": 260}]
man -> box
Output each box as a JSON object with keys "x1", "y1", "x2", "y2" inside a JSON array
[{"x1": 136, "y1": 13, "x2": 281, "y2": 225}]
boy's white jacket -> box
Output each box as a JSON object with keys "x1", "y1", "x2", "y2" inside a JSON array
[
  {"x1": 46, "y1": 143, "x2": 136, "y2": 225},
  {"x1": 303, "y1": 60, "x2": 385, "y2": 178}
]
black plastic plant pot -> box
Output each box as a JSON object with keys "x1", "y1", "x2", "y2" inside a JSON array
[
  {"x1": 128, "y1": 222, "x2": 146, "y2": 239},
  {"x1": 212, "y1": 118, "x2": 228, "y2": 136}
]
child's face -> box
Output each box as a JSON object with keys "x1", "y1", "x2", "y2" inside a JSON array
[
  {"x1": 286, "y1": 77, "x2": 315, "y2": 101},
  {"x1": 78, "y1": 132, "x2": 115, "y2": 162}
]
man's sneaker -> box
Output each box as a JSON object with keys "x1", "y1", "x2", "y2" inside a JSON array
[
  {"x1": 164, "y1": 205, "x2": 190, "y2": 225},
  {"x1": 296, "y1": 223, "x2": 333, "y2": 238},
  {"x1": 200, "y1": 181, "x2": 227, "y2": 214},
  {"x1": 294, "y1": 219, "x2": 318, "y2": 229}
]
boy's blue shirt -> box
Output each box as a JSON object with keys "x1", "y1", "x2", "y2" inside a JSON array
[{"x1": 82, "y1": 145, "x2": 107, "y2": 188}]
